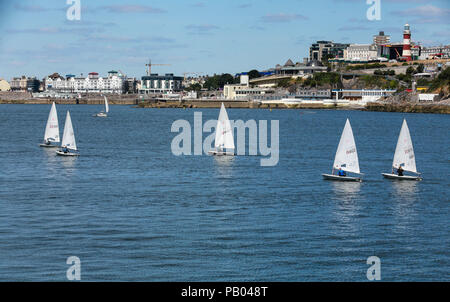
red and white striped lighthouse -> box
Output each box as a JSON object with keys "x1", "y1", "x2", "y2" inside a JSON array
[{"x1": 403, "y1": 23, "x2": 412, "y2": 61}]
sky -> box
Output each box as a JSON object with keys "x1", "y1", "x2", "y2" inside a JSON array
[{"x1": 0, "y1": 0, "x2": 449, "y2": 80}]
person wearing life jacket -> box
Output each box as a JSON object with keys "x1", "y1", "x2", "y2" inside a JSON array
[
  {"x1": 397, "y1": 166, "x2": 404, "y2": 176},
  {"x1": 338, "y1": 168, "x2": 346, "y2": 177}
]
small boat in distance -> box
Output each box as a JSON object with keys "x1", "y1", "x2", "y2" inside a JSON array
[
  {"x1": 56, "y1": 111, "x2": 79, "y2": 157},
  {"x1": 382, "y1": 119, "x2": 422, "y2": 181},
  {"x1": 94, "y1": 96, "x2": 109, "y2": 117},
  {"x1": 208, "y1": 103, "x2": 235, "y2": 156},
  {"x1": 323, "y1": 119, "x2": 363, "y2": 182},
  {"x1": 39, "y1": 102, "x2": 60, "y2": 148}
]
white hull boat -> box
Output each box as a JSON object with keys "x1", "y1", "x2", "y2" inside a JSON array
[
  {"x1": 94, "y1": 112, "x2": 107, "y2": 117},
  {"x1": 323, "y1": 119, "x2": 363, "y2": 182},
  {"x1": 209, "y1": 103, "x2": 235, "y2": 157},
  {"x1": 39, "y1": 143, "x2": 59, "y2": 148},
  {"x1": 382, "y1": 119, "x2": 422, "y2": 181},
  {"x1": 208, "y1": 150, "x2": 235, "y2": 156},
  {"x1": 381, "y1": 173, "x2": 422, "y2": 181},
  {"x1": 322, "y1": 174, "x2": 362, "y2": 182},
  {"x1": 56, "y1": 150, "x2": 80, "y2": 157}
]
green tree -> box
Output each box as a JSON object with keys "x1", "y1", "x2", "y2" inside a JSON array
[
  {"x1": 185, "y1": 83, "x2": 202, "y2": 91},
  {"x1": 248, "y1": 70, "x2": 261, "y2": 80},
  {"x1": 416, "y1": 64, "x2": 424, "y2": 74}
]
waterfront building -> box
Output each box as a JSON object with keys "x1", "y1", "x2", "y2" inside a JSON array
[
  {"x1": 0, "y1": 79, "x2": 11, "y2": 91},
  {"x1": 10, "y1": 76, "x2": 40, "y2": 92},
  {"x1": 140, "y1": 73, "x2": 183, "y2": 94},
  {"x1": 373, "y1": 31, "x2": 390, "y2": 46},
  {"x1": 45, "y1": 71, "x2": 126, "y2": 94},
  {"x1": 224, "y1": 75, "x2": 253, "y2": 100},
  {"x1": 344, "y1": 44, "x2": 378, "y2": 62},
  {"x1": 274, "y1": 59, "x2": 328, "y2": 77},
  {"x1": 334, "y1": 89, "x2": 396, "y2": 103},
  {"x1": 309, "y1": 41, "x2": 350, "y2": 61}
]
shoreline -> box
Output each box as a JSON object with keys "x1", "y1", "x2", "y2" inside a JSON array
[{"x1": 1, "y1": 99, "x2": 448, "y2": 114}]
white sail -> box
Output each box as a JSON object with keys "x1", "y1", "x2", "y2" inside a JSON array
[
  {"x1": 392, "y1": 119, "x2": 417, "y2": 173},
  {"x1": 61, "y1": 111, "x2": 77, "y2": 151},
  {"x1": 104, "y1": 96, "x2": 109, "y2": 113},
  {"x1": 44, "y1": 102, "x2": 60, "y2": 143},
  {"x1": 215, "y1": 103, "x2": 235, "y2": 150},
  {"x1": 333, "y1": 119, "x2": 360, "y2": 174}
]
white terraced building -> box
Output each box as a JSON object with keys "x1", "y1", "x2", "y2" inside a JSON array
[
  {"x1": 45, "y1": 71, "x2": 126, "y2": 94},
  {"x1": 344, "y1": 44, "x2": 378, "y2": 62}
]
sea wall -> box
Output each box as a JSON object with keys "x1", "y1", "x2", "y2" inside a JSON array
[
  {"x1": 137, "y1": 100, "x2": 357, "y2": 110},
  {"x1": 0, "y1": 92, "x2": 138, "y2": 105},
  {"x1": 365, "y1": 102, "x2": 450, "y2": 114}
]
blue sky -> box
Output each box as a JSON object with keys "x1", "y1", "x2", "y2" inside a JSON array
[{"x1": 0, "y1": 0, "x2": 449, "y2": 80}]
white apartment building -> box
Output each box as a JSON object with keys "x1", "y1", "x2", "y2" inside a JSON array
[
  {"x1": 344, "y1": 44, "x2": 378, "y2": 62},
  {"x1": 418, "y1": 45, "x2": 450, "y2": 60},
  {"x1": 45, "y1": 71, "x2": 126, "y2": 94}
]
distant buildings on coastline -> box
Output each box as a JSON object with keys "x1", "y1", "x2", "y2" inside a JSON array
[
  {"x1": 140, "y1": 73, "x2": 183, "y2": 94},
  {"x1": 44, "y1": 71, "x2": 135, "y2": 94},
  {"x1": 9, "y1": 76, "x2": 40, "y2": 92},
  {"x1": 1, "y1": 22, "x2": 448, "y2": 105},
  {"x1": 0, "y1": 79, "x2": 11, "y2": 91}
]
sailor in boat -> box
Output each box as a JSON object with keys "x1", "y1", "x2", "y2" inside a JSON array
[
  {"x1": 338, "y1": 168, "x2": 347, "y2": 177},
  {"x1": 45, "y1": 139, "x2": 52, "y2": 146},
  {"x1": 63, "y1": 146, "x2": 69, "y2": 154},
  {"x1": 397, "y1": 166, "x2": 404, "y2": 176}
]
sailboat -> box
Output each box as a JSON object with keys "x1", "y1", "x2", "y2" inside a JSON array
[
  {"x1": 94, "y1": 96, "x2": 109, "y2": 117},
  {"x1": 382, "y1": 119, "x2": 422, "y2": 180},
  {"x1": 40, "y1": 102, "x2": 60, "y2": 148},
  {"x1": 208, "y1": 103, "x2": 235, "y2": 156},
  {"x1": 56, "y1": 111, "x2": 79, "y2": 157},
  {"x1": 322, "y1": 119, "x2": 363, "y2": 182}
]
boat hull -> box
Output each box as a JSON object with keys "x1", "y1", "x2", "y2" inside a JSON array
[
  {"x1": 382, "y1": 173, "x2": 422, "y2": 181},
  {"x1": 208, "y1": 150, "x2": 235, "y2": 156},
  {"x1": 39, "y1": 144, "x2": 58, "y2": 148},
  {"x1": 322, "y1": 174, "x2": 362, "y2": 182},
  {"x1": 56, "y1": 150, "x2": 80, "y2": 157},
  {"x1": 94, "y1": 113, "x2": 107, "y2": 117}
]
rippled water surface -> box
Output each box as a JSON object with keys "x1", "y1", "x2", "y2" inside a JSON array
[{"x1": 0, "y1": 104, "x2": 448, "y2": 281}]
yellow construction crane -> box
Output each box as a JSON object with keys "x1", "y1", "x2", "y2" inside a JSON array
[{"x1": 145, "y1": 59, "x2": 171, "y2": 76}]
